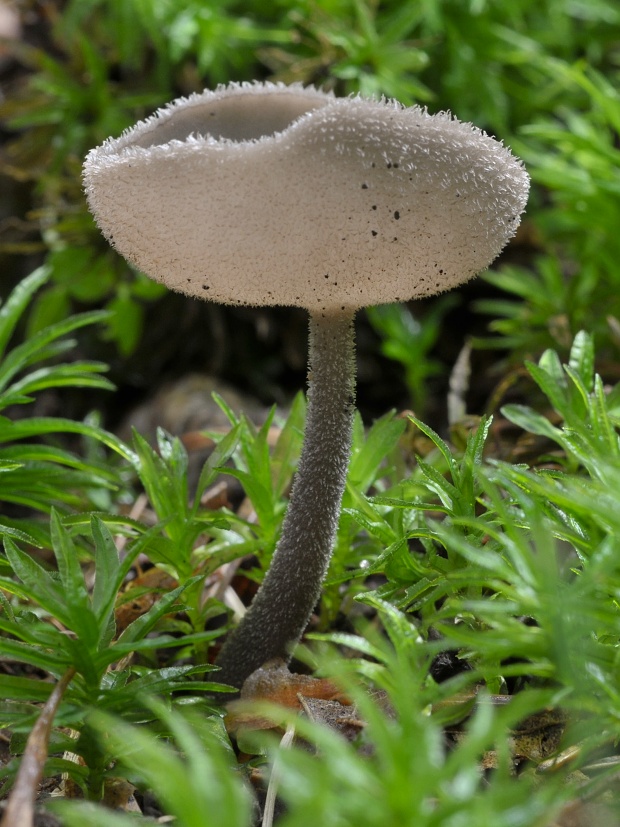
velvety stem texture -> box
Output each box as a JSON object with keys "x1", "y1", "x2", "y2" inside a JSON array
[{"x1": 215, "y1": 310, "x2": 356, "y2": 689}]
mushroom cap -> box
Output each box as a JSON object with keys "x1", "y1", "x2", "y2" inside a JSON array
[{"x1": 83, "y1": 82, "x2": 529, "y2": 313}]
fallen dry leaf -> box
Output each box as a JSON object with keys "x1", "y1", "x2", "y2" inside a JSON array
[
  {"x1": 225, "y1": 659, "x2": 350, "y2": 734},
  {"x1": 114, "y1": 567, "x2": 178, "y2": 635}
]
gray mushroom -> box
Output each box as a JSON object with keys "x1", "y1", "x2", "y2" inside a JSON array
[{"x1": 83, "y1": 81, "x2": 530, "y2": 689}]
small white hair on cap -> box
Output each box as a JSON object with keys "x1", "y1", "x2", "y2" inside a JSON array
[{"x1": 83, "y1": 81, "x2": 529, "y2": 314}]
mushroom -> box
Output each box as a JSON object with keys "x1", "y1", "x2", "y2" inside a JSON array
[{"x1": 83, "y1": 81, "x2": 529, "y2": 689}]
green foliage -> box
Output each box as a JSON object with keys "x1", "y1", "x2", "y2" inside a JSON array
[
  {"x1": 130, "y1": 424, "x2": 239, "y2": 579},
  {"x1": 476, "y1": 63, "x2": 620, "y2": 357},
  {"x1": 269, "y1": 0, "x2": 618, "y2": 130},
  {"x1": 201, "y1": 396, "x2": 408, "y2": 624},
  {"x1": 125, "y1": 421, "x2": 244, "y2": 641},
  {"x1": 0, "y1": 513, "x2": 222, "y2": 797},
  {"x1": 0, "y1": 267, "x2": 112, "y2": 409},
  {"x1": 366, "y1": 297, "x2": 457, "y2": 414},
  {"x1": 53, "y1": 608, "x2": 569, "y2": 827},
  {"x1": 52, "y1": 700, "x2": 252, "y2": 827},
  {"x1": 271, "y1": 0, "x2": 433, "y2": 101},
  {"x1": 349, "y1": 332, "x2": 620, "y2": 741},
  {"x1": 519, "y1": 62, "x2": 620, "y2": 272},
  {"x1": 1, "y1": 296, "x2": 619, "y2": 819},
  {"x1": 0, "y1": 267, "x2": 131, "y2": 544},
  {"x1": 2, "y1": 513, "x2": 188, "y2": 690},
  {"x1": 324, "y1": 408, "x2": 407, "y2": 622},
  {"x1": 267, "y1": 616, "x2": 568, "y2": 827},
  {"x1": 502, "y1": 330, "x2": 620, "y2": 477},
  {"x1": 192, "y1": 395, "x2": 305, "y2": 589},
  {"x1": 336, "y1": 414, "x2": 494, "y2": 630},
  {"x1": 0, "y1": 269, "x2": 233, "y2": 795}
]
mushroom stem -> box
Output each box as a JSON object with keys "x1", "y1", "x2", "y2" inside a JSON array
[{"x1": 215, "y1": 310, "x2": 357, "y2": 689}]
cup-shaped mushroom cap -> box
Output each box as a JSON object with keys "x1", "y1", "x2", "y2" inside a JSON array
[{"x1": 84, "y1": 82, "x2": 530, "y2": 313}]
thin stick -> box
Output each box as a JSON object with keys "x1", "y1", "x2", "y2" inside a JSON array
[
  {"x1": 1, "y1": 668, "x2": 76, "y2": 827},
  {"x1": 262, "y1": 722, "x2": 296, "y2": 827}
]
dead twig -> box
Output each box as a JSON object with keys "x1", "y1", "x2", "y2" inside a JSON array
[{"x1": 1, "y1": 667, "x2": 76, "y2": 827}]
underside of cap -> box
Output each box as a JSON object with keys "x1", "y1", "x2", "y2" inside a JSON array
[
  {"x1": 109, "y1": 82, "x2": 333, "y2": 149},
  {"x1": 84, "y1": 82, "x2": 530, "y2": 313}
]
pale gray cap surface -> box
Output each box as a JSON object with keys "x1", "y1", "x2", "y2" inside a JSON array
[{"x1": 83, "y1": 81, "x2": 530, "y2": 313}]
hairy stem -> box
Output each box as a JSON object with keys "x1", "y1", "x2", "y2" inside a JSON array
[{"x1": 215, "y1": 310, "x2": 356, "y2": 689}]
